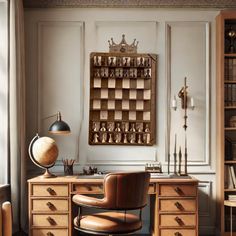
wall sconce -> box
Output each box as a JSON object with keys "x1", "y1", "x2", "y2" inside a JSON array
[
  {"x1": 172, "y1": 77, "x2": 195, "y2": 130},
  {"x1": 172, "y1": 77, "x2": 195, "y2": 111}
]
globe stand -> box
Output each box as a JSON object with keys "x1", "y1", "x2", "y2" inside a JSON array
[
  {"x1": 41, "y1": 168, "x2": 56, "y2": 178},
  {"x1": 28, "y1": 134, "x2": 58, "y2": 179}
]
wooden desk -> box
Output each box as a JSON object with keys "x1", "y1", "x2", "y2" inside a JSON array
[{"x1": 28, "y1": 175, "x2": 198, "y2": 236}]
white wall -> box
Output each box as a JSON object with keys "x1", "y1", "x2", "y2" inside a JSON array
[{"x1": 25, "y1": 8, "x2": 219, "y2": 235}]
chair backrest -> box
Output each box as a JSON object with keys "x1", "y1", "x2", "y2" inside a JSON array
[{"x1": 103, "y1": 172, "x2": 150, "y2": 210}]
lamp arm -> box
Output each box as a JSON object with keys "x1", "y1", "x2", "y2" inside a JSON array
[{"x1": 42, "y1": 113, "x2": 58, "y2": 120}]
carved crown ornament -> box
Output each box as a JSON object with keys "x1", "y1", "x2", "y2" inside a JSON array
[{"x1": 108, "y1": 35, "x2": 138, "y2": 53}]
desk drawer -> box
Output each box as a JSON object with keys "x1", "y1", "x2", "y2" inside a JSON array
[
  {"x1": 160, "y1": 214, "x2": 196, "y2": 227},
  {"x1": 160, "y1": 229, "x2": 196, "y2": 236},
  {"x1": 32, "y1": 214, "x2": 68, "y2": 227},
  {"x1": 32, "y1": 199, "x2": 69, "y2": 212},
  {"x1": 32, "y1": 184, "x2": 69, "y2": 197},
  {"x1": 32, "y1": 229, "x2": 68, "y2": 236},
  {"x1": 159, "y1": 184, "x2": 196, "y2": 197},
  {"x1": 73, "y1": 184, "x2": 103, "y2": 194},
  {"x1": 159, "y1": 199, "x2": 196, "y2": 212}
]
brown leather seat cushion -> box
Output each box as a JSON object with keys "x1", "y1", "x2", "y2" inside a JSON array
[{"x1": 74, "y1": 212, "x2": 142, "y2": 234}]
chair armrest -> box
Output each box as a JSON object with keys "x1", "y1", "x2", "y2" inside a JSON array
[
  {"x1": 2, "y1": 202, "x2": 12, "y2": 236},
  {"x1": 72, "y1": 194, "x2": 109, "y2": 209}
]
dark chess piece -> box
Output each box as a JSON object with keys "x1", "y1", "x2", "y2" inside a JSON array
[
  {"x1": 123, "y1": 134, "x2": 128, "y2": 143},
  {"x1": 139, "y1": 57, "x2": 144, "y2": 66},
  {"x1": 100, "y1": 122, "x2": 106, "y2": 131},
  {"x1": 130, "y1": 123, "x2": 136, "y2": 132},
  {"x1": 115, "y1": 123, "x2": 121, "y2": 132}
]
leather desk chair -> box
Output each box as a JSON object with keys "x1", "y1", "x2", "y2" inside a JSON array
[{"x1": 72, "y1": 172, "x2": 150, "y2": 235}]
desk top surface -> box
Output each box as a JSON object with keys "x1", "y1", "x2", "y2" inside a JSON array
[{"x1": 28, "y1": 174, "x2": 198, "y2": 184}]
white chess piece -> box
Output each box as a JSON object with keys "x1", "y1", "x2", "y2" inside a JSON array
[
  {"x1": 101, "y1": 133, "x2": 107, "y2": 143},
  {"x1": 123, "y1": 134, "x2": 128, "y2": 144},
  {"x1": 108, "y1": 133, "x2": 113, "y2": 143},
  {"x1": 138, "y1": 134, "x2": 143, "y2": 144},
  {"x1": 93, "y1": 133, "x2": 99, "y2": 143}
]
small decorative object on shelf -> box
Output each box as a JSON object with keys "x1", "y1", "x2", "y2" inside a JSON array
[
  {"x1": 226, "y1": 25, "x2": 236, "y2": 53},
  {"x1": 89, "y1": 35, "x2": 157, "y2": 146}
]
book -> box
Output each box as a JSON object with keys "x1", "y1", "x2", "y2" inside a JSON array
[
  {"x1": 227, "y1": 165, "x2": 234, "y2": 189},
  {"x1": 230, "y1": 165, "x2": 236, "y2": 188},
  {"x1": 228, "y1": 194, "x2": 236, "y2": 201}
]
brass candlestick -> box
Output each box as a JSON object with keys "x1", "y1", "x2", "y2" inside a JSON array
[
  {"x1": 173, "y1": 134, "x2": 177, "y2": 175},
  {"x1": 178, "y1": 146, "x2": 182, "y2": 175},
  {"x1": 184, "y1": 134, "x2": 188, "y2": 175}
]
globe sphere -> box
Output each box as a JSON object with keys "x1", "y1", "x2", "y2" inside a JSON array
[{"x1": 31, "y1": 136, "x2": 59, "y2": 167}]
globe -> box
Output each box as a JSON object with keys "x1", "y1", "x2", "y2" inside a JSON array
[
  {"x1": 32, "y1": 136, "x2": 58, "y2": 167},
  {"x1": 28, "y1": 134, "x2": 59, "y2": 178}
]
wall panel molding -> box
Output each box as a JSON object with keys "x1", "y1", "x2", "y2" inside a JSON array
[
  {"x1": 166, "y1": 21, "x2": 210, "y2": 166},
  {"x1": 37, "y1": 20, "x2": 84, "y2": 159},
  {"x1": 23, "y1": 0, "x2": 236, "y2": 9}
]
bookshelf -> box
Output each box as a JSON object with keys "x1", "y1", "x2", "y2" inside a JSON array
[{"x1": 217, "y1": 11, "x2": 236, "y2": 235}]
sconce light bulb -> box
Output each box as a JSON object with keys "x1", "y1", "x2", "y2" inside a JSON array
[
  {"x1": 190, "y1": 97, "x2": 195, "y2": 110},
  {"x1": 172, "y1": 95, "x2": 177, "y2": 111}
]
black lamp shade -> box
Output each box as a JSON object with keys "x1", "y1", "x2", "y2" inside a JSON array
[
  {"x1": 49, "y1": 120, "x2": 71, "y2": 134},
  {"x1": 48, "y1": 112, "x2": 71, "y2": 134}
]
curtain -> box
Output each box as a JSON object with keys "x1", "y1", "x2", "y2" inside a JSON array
[{"x1": 9, "y1": 0, "x2": 27, "y2": 233}]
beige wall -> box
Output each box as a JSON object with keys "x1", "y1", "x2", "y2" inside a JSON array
[{"x1": 24, "y1": 8, "x2": 219, "y2": 234}]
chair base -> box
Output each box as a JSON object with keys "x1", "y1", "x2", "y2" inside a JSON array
[{"x1": 74, "y1": 225, "x2": 142, "y2": 235}]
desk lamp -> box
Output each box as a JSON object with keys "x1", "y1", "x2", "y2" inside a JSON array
[{"x1": 28, "y1": 111, "x2": 71, "y2": 178}]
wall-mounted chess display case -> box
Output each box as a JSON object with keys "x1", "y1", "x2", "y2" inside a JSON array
[{"x1": 89, "y1": 52, "x2": 157, "y2": 146}]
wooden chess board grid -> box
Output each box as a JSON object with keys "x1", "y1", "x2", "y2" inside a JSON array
[{"x1": 89, "y1": 52, "x2": 157, "y2": 145}]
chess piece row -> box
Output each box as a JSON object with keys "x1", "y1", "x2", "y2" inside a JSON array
[
  {"x1": 93, "y1": 132, "x2": 151, "y2": 144},
  {"x1": 93, "y1": 121, "x2": 150, "y2": 133},
  {"x1": 94, "y1": 68, "x2": 151, "y2": 78},
  {"x1": 93, "y1": 55, "x2": 151, "y2": 67}
]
